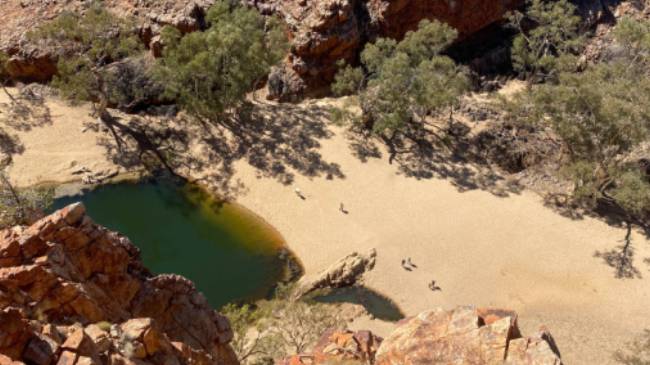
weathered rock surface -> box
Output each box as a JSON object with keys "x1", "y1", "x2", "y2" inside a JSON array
[
  {"x1": 295, "y1": 248, "x2": 376, "y2": 297},
  {"x1": 1, "y1": 0, "x2": 618, "y2": 97},
  {"x1": 278, "y1": 306, "x2": 562, "y2": 365},
  {"x1": 0, "y1": 203, "x2": 238, "y2": 365},
  {"x1": 375, "y1": 306, "x2": 562, "y2": 365},
  {"x1": 277, "y1": 329, "x2": 383, "y2": 365},
  {"x1": 265, "y1": 0, "x2": 527, "y2": 100},
  {"x1": 0, "y1": 0, "x2": 216, "y2": 82}
]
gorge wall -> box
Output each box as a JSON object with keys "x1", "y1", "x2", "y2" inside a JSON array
[{"x1": 0, "y1": 0, "x2": 616, "y2": 100}]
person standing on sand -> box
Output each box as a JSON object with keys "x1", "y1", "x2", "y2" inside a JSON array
[
  {"x1": 406, "y1": 257, "x2": 417, "y2": 268},
  {"x1": 294, "y1": 187, "x2": 305, "y2": 200}
]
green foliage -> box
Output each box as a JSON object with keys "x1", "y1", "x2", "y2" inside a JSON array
[
  {"x1": 95, "y1": 321, "x2": 112, "y2": 332},
  {"x1": 507, "y1": 0, "x2": 584, "y2": 82},
  {"x1": 222, "y1": 303, "x2": 271, "y2": 363},
  {"x1": 331, "y1": 20, "x2": 469, "y2": 138},
  {"x1": 30, "y1": 3, "x2": 142, "y2": 107},
  {"x1": 395, "y1": 20, "x2": 458, "y2": 66},
  {"x1": 222, "y1": 285, "x2": 345, "y2": 364},
  {"x1": 0, "y1": 171, "x2": 53, "y2": 229},
  {"x1": 613, "y1": 16, "x2": 650, "y2": 55},
  {"x1": 505, "y1": 17, "x2": 650, "y2": 217},
  {"x1": 154, "y1": 0, "x2": 288, "y2": 122},
  {"x1": 331, "y1": 61, "x2": 364, "y2": 96},
  {"x1": 615, "y1": 330, "x2": 650, "y2": 365}
]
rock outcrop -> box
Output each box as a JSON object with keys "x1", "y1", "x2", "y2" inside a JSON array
[
  {"x1": 0, "y1": 203, "x2": 238, "y2": 365},
  {"x1": 0, "y1": 0, "x2": 216, "y2": 82},
  {"x1": 294, "y1": 249, "x2": 376, "y2": 297},
  {"x1": 278, "y1": 329, "x2": 383, "y2": 365},
  {"x1": 265, "y1": 0, "x2": 527, "y2": 100},
  {"x1": 278, "y1": 306, "x2": 562, "y2": 365},
  {"x1": 376, "y1": 306, "x2": 562, "y2": 365},
  {"x1": 1, "y1": 0, "x2": 618, "y2": 98}
]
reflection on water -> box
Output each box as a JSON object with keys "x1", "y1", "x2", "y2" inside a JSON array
[
  {"x1": 313, "y1": 286, "x2": 405, "y2": 322},
  {"x1": 52, "y1": 178, "x2": 289, "y2": 308}
]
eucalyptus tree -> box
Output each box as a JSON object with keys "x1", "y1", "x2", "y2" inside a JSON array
[{"x1": 332, "y1": 20, "x2": 469, "y2": 144}]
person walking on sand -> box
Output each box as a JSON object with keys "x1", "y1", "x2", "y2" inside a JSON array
[
  {"x1": 406, "y1": 257, "x2": 417, "y2": 268},
  {"x1": 429, "y1": 280, "x2": 441, "y2": 291},
  {"x1": 401, "y1": 259, "x2": 412, "y2": 271},
  {"x1": 294, "y1": 187, "x2": 305, "y2": 200},
  {"x1": 339, "y1": 202, "x2": 348, "y2": 214}
]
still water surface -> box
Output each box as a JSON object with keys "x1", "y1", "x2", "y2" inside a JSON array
[{"x1": 53, "y1": 179, "x2": 287, "y2": 308}]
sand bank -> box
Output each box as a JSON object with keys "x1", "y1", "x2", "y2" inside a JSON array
[{"x1": 4, "y1": 91, "x2": 649, "y2": 365}]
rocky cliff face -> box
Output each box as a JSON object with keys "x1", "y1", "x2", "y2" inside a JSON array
[
  {"x1": 265, "y1": 0, "x2": 526, "y2": 100},
  {"x1": 0, "y1": 0, "x2": 215, "y2": 82},
  {"x1": 280, "y1": 306, "x2": 562, "y2": 365},
  {"x1": 1, "y1": 0, "x2": 616, "y2": 99},
  {"x1": 0, "y1": 203, "x2": 238, "y2": 365}
]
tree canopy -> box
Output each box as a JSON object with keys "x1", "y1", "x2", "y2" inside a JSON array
[
  {"x1": 507, "y1": 0, "x2": 584, "y2": 83},
  {"x1": 28, "y1": 3, "x2": 142, "y2": 111},
  {"x1": 154, "y1": 0, "x2": 288, "y2": 123},
  {"x1": 332, "y1": 20, "x2": 469, "y2": 140},
  {"x1": 505, "y1": 16, "x2": 650, "y2": 219}
]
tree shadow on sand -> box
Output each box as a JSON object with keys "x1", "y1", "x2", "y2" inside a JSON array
[
  {"x1": 545, "y1": 194, "x2": 650, "y2": 279},
  {"x1": 0, "y1": 86, "x2": 53, "y2": 163},
  {"x1": 95, "y1": 101, "x2": 344, "y2": 200},
  {"x1": 345, "y1": 121, "x2": 524, "y2": 197}
]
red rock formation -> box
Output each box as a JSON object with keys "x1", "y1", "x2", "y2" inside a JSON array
[
  {"x1": 266, "y1": 0, "x2": 526, "y2": 100},
  {"x1": 0, "y1": 0, "x2": 215, "y2": 82},
  {"x1": 277, "y1": 307, "x2": 562, "y2": 365},
  {"x1": 375, "y1": 306, "x2": 562, "y2": 365},
  {"x1": 277, "y1": 329, "x2": 383, "y2": 365},
  {"x1": 0, "y1": 203, "x2": 238, "y2": 365},
  {"x1": 0, "y1": 0, "x2": 616, "y2": 97}
]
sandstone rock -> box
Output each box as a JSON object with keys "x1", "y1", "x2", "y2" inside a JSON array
[
  {"x1": 374, "y1": 306, "x2": 562, "y2": 365},
  {"x1": 22, "y1": 335, "x2": 59, "y2": 365},
  {"x1": 61, "y1": 328, "x2": 99, "y2": 360},
  {"x1": 55, "y1": 351, "x2": 76, "y2": 365},
  {"x1": 0, "y1": 354, "x2": 24, "y2": 365},
  {"x1": 83, "y1": 325, "x2": 111, "y2": 354},
  {"x1": 295, "y1": 248, "x2": 376, "y2": 297},
  {"x1": 278, "y1": 329, "x2": 383, "y2": 365},
  {"x1": 1, "y1": 0, "x2": 615, "y2": 100},
  {"x1": 0, "y1": 308, "x2": 32, "y2": 360},
  {"x1": 0, "y1": 204, "x2": 238, "y2": 365}
]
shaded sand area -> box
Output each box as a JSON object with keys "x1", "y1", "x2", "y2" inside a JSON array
[{"x1": 3, "y1": 90, "x2": 650, "y2": 364}]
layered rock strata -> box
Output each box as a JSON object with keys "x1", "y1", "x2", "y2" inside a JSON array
[{"x1": 0, "y1": 203, "x2": 238, "y2": 365}]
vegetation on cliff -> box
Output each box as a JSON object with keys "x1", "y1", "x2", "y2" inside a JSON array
[
  {"x1": 153, "y1": 1, "x2": 287, "y2": 124},
  {"x1": 505, "y1": 22, "x2": 650, "y2": 219},
  {"x1": 222, "y1": 286, "x2": 345, "y2": 364},
  {"x1": 332, "y1": 20, "x2": 469, "y2": 144}
]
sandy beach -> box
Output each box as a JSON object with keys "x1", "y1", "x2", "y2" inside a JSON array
[{"x1": 4, "y1": 90, "x2": 650, "y2": 364}]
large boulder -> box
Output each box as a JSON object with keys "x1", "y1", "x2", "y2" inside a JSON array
[
  {"x1": 294, "y1": 248, "x2": 376, "y2": 297},
  {"x1": 276, "y1": 306, "x2": 562, "y2": 365},
  {"x1": 0, "y1": 203, "x2": 238, "y2": 365},
  {"x1": 375, "y1": 306, "x2": 562, "y2": 365}
]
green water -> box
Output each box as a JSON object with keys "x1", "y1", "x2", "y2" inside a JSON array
[{"x1": 53, "y1": 179, "x2": 288, "y2": 308}]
